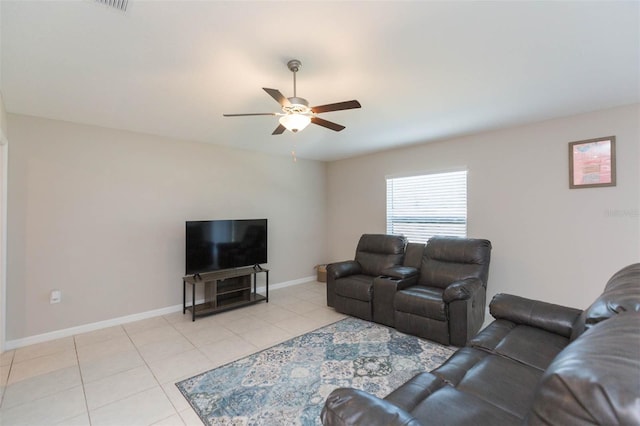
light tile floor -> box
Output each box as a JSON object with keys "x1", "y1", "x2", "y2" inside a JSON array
[{"x1": 0, "y1": 281, "x2": 346, "y2": 426}]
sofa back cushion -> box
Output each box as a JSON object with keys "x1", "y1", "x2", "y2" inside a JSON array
[
  {"x1": 526, "y1": 311, "x2": 640, "y2": 426},
  {"x1": 354, "y1": 234, "x2": 407, "y2": 277},
  {"x1": 403, "y1": 243, "x2": 425, "y2": 269},
  {"x1": 418, "y1": 237, "x2": 492, "y2": 289},
  {"x1": 571, "y1": 263, "x2": 640, "y2": 340},
  {"x1": 489, "y1": 294, "x2": 581, "y2": 339}
]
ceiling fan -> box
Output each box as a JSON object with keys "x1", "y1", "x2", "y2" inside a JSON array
[{"x1": 223, "y1": 59, "x2": 361, "y2": 135}]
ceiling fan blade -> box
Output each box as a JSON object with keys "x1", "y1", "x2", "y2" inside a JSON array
[
  {"x1": 223, "y1": 113, "x2": 278, "y2": 117},
  {"x1": 272, "y1": 124, "x2": 286, "y2": 135},
  {"x1": 311, "y1": 116, "x2": 346, "y2": 132},
  {"x1": 311, "y1": 100, "x2": 361, "y2": 114},
  {"x1": 263, "y1": 88, "x2": 291, "y2": 107}
]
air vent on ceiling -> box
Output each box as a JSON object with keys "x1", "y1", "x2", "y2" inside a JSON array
[{"x1": 95, "y1": 0, "x2": 129, "y2": 12}]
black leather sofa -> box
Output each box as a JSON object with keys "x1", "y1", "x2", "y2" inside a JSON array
[
  {"x1": 327, "y1": 235, "x2": 492, "y2": 346},
  {"x1": 321, "y1": 263, "x2": 640, "y2": 426}
]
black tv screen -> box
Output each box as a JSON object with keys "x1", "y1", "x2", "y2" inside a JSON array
[{"x1": 185, "y1": 219, "x2": 267, "y2": 275}]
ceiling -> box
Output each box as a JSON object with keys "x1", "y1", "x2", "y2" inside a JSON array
[{"x1": 1, "y1": 1, "x2": 639, "y2": 162}]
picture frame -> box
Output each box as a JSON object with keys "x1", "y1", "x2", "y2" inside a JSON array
[{"x1": 568, "y1": 136, "x2": 616, "y2": 189}]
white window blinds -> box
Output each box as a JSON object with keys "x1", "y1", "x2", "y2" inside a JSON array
[{"x1": 386, "y1": 170, "x2": 467, "y2": 243}]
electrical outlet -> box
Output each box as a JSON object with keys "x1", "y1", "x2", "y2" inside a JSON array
[{"x1": 50, "y1": 290, "x2": 61, "y2": 304}]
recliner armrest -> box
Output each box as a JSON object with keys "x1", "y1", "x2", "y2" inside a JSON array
[
  {"x1": 381, "y1": 266, "x2": 419, "y2": 280},
  {"x1": 489, "y1": 293, "x2": 582, "y2": 338},
  {"x1": 321, "y1": 388, "x2": 421, "y2": 426},
  {"x1": 327, "y1": 261, "x2": 362, "y2": 280},
  {"x1": 442, "y1": 278, "x2": 483, "y2": 303}
]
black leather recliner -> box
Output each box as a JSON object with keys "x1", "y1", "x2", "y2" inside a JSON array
[
  {"x1": 326, "y1": 234, "x2": 408, "y2": 321},
  {"x1": 393, "y1": 236, "x2": 492, "y2": 346}
]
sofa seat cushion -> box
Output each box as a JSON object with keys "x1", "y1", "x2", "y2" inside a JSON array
[
  {"x1": 470, "y1": 320, "x2": 570, "y2": 371},
  {"x1": 383, "y1": 366, "x2": 523, "y2": 426},
  {"x1": 394, "y1": 286, "x2": 446, "y2": 321},
  {"x1": 334, "y1": 275, "x2": 374, "y2": 301},
  {"x1": 384, "y1": 372, "x2": 447, "y2": 412},
  {"x1": 430, "y1": 346, "x2": 544, "y2": 421},
  {"x1": 410, "y1": 385, "x2": 521, "y2": 425}
]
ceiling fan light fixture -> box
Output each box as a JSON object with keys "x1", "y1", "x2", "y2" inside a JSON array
[{"x1": 279, "y1": 113, "x2": 311, "y2": 133}]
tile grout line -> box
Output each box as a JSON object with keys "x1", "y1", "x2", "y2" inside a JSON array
[
  {"x1": 161, "y1": 313, "x2": 222, "y2": 426},
  {"x1": 120, "y1": 313, "x2": 252, "y2": 423},
  {"x1": 80, "y1": 325, "x2": 163, "y2": 422},
  {"x1": 76, "y1": 319, "x2": 184, "y2": 425},
  {"x1": 0, "y1": 351, "x2": 15, "y2": 409},
  {"x1": 73, "y1": 333, "x2": 93, "y2": 426},
  {"x1": 120, "y1": 317, "x2": 185, "y2": 423}
]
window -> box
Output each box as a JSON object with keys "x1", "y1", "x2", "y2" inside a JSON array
[{"x1": 386, "y1": 170, "x2": 467, "y2": 243}]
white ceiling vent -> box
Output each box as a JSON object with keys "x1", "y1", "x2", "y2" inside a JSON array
[{"x1": 95, "y1": 0, "x2": 129, "y2": 12}]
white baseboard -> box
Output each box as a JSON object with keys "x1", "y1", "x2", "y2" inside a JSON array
[
  {"x1": 259, "y1": 275, "x2": 316, "y2": 292},
  {"x1": 4, "y1": 304, "x2": 184, "y2": 350},
  {"x1": 4, "y1": 275, "x2": 317, "y2": 351}
]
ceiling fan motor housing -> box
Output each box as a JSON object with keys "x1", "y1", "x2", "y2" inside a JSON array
[{"x1": 284, "y1": 97, "x2": 311, "y2": 115}]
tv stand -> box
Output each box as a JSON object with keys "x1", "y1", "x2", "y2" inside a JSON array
[{"x1": 182, "y1": 266, "x2": 269, "y2": 321}]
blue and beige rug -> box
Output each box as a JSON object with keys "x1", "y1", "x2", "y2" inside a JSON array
[{"x1": 176, "y1": 317, "x2": 455, "y2": 425}]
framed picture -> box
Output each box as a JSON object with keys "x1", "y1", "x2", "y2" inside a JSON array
[{"x1": 568, "y1": 136, "x2": 616, "y2": 189}]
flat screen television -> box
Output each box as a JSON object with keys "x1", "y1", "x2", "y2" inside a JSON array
[{"x1": 185, "y1": 219, "x2": 267, "y2": 275}]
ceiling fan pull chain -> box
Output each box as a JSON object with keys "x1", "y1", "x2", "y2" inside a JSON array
[{"x1": 291, "y1": 139, "x2": 298, "y2": 162}]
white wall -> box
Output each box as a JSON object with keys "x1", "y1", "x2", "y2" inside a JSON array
[
  {"x1": 6, "y1": 104, "x2": 639, "y2": 342},
  {"x1": 6, "y1": 114, "x2": 327, "y2": 340},
  {"x1": 0, "y1": 92, "x2": 7, "y2": 352},
  {"x1": 327, "y1": 104, "x2": 640, "y2": 310}
]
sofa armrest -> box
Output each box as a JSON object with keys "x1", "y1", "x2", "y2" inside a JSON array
[
  {"x1": 489, "y1": 293, "x2": 582, "y2": 338},
  {"x1": 381, "y1": 266, "x2": 419, "y2": 280},
  {"x1": 327, "y1": 261, "x2": 362, "y2": 280},
  {"x1": 321, "y1": 388, "x2": 421, "y2": 426},
  {"x1": 442, "y1": 278, "x2": 483, "y2": 303}
]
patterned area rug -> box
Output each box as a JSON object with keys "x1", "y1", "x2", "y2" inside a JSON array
[{"x1": 176, "y1": 317, "x2": 455, "y2": 425}]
